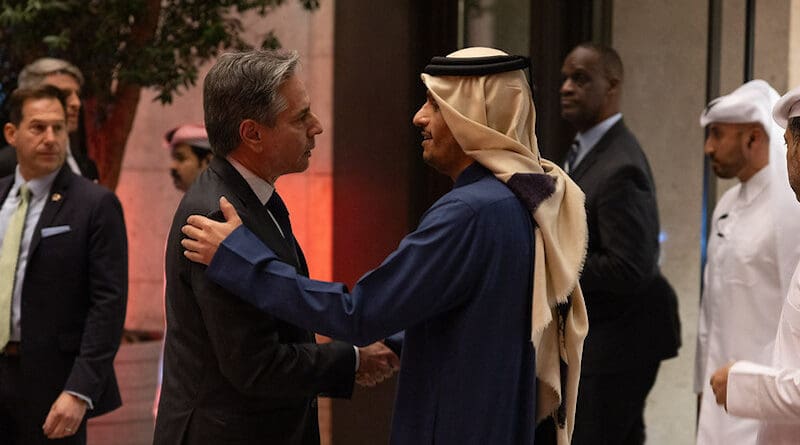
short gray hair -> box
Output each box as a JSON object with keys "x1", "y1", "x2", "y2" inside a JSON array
[
  {"x1": 203, "y1": 49, "x2": 299, "y2": 157},
  {"x1": 18, "y1": 58, "x2": 84, "y2": 89}
]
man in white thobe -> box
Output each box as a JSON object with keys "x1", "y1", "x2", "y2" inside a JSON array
[
  {"x1": 695, "y1": 80, "x2": 800, "y2": 445},
  {"x1": 709, "y1": 85, "x2": 800, "y2": 445}
]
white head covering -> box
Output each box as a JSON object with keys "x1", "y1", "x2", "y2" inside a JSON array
[
  {"x1": 703, "y1": 80, "x2": 800, "y2": 298},
  {"x1": 770, "y1": 86, "x2": 800, "y2": 296},
  {"x1": 421, "y1": 47, "x2": 588, "y2": 445},
  {"x1": 773, "y1": 85, "x2": 800, "y2": 129},
  {"x1": 700, "y1": 79, "x2": 777, "y2": 132}
]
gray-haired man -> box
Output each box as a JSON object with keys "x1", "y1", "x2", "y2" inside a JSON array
[{"x1": 153, "y1": 49, "x2": 397, "y2": 444}]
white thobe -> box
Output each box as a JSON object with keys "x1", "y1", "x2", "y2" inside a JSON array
[
  {"x1": 726, "y1": 263, "x2": 800, "y2": 444},
  {"x1": 695, "y1": 167, "x2": 800, "y2": 445}
]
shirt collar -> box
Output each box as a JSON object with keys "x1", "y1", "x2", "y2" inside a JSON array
[
  {"x1": 13, "y1": 167, "x2": 60, "y2": 200},
  {"x1": 738, "y1": 164, "x2": 771, "y2": 205},
  {"x1": 454, "y1": 162, "x2": 491, "y2": 188},
  {"x1": 575, "y1": 112, "x2": 623, "y2": 156},
  {"x1": 226, "y1": 157, "x2": 275, "y2": 205}
]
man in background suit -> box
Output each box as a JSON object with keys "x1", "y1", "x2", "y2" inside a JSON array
[
  {"x1": 153, "y1": 49, "x2": 397, "y2": 444},
  {"x1": 0, "y1": 58, "x2": 99, "y2": 180},
  {"x1": 0, "y1": 85, "x2": 127, "y2": 444},
  {"x1": 560, "y1": 42, "x2": 681, "y2": 445}
]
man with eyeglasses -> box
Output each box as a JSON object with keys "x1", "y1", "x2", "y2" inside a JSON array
[{"x1": 695, "y1": 80, "x2": 800, "y2": 445}]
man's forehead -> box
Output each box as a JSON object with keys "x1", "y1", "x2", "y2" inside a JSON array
[
  {"x1": 708, "y1": 121, "x2": 756, "y2": 131},
  {"x1": 567, "y1": 47, "x2": 599, "y2": 64},
  {"x1": 22, "y1": 97, "x2": 66, "y2": 119}
]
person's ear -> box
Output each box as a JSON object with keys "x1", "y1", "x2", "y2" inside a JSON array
[
  {"x1": 3, "y1": 123, "x2": 16, "y2": 147},
  {"x1": 606, "y1": 76, "x2": 621, "y2": 96},
  {"x1": 239, "y1": 120, "x2": 263, "y2": 152}
]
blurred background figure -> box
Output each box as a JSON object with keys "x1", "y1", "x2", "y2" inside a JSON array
[
  {"x1": 709, "y1": 85, "x2": 800, "y2": 445},
  {"x1": 164, "y1": 124, "x2": 212, "y2": 192},
  {"x1": 695, "y1": 80, "x2": 800, "y2": 445},
  {"x1": 560, "y1": 42, "x2": 681, "y2": 445}
]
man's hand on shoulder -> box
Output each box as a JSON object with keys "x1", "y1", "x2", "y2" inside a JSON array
[
  {"x1": 42, "y1": 391, "x2": 88, "y2": 439},
  {"x1": 182, "y1": 196, "x2": 243, "y2": 265},
  {"x1": 356, "y1": 341, "x2": 401, "y2": 387}
]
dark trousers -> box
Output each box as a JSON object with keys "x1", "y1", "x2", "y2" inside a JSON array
[
  {"x1": 572, "y1": 362, "x2": 660, "y2": 445},
  {"x1": 0, "y1": 355, "x2": 86, "y2": 445}
]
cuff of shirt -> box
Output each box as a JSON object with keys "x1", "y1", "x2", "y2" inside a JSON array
[
  {"x1": 354, "y1": 346, "x2": 360, "y2": 372},
  {"x1": 727, "y1": 360, "x2": 772, "y2": 419},
  {"x1": 66, "y1": 391, "x2": 94, "y2": 410}
]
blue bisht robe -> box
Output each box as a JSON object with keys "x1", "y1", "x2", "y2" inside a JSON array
[{"x1": 206, "y1": 163, "x2": 538, "y2": 444}]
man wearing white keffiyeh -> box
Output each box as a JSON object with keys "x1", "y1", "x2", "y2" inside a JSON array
[{"x1": 180, "y1": 47, "x2": 588, "y2": 444}]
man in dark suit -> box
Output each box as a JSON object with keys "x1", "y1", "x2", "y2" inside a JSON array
[
  {"x1": 560, "y1": 43, "x2": 681, "y2": 445},
  {"x1": 153, "y1": 49, "x2": 398, "y2": 444},
  {"x1": 0, "y1": 58, "x2": 99, "y2": 181},
  {"x1": 0, "y1": 85, "x2": 127, "y2": 444}
]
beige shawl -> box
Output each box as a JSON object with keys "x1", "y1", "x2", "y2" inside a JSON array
[{"x1": 421, "y1": 47, "x2": 589, "y2": 444}]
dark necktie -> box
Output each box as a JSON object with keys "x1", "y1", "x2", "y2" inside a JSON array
[
  {"x1": 566, "y1": 139, "x2": 580, "y2": 173},
  {"x1": 266, "y1": 191, "x2": 300, "y2": 265}
]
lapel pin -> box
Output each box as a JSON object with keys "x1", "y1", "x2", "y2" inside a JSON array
[{"x1": 51, "y1": 193, "x2": 62, "y2": 202}]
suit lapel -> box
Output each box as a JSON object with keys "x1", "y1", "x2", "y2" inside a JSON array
[
  {"x1": 209, "y1": 158, "x2": 302, "y2": 271},
  {"x1": 0, "y1": 177, "x2": 13, "y2": 204},
  {"x1": 570, "y1": 120, "x2": 627, "y2": 181},
  {"x1": 29, "y1": 166, "x2": 71, "y2": 254}
]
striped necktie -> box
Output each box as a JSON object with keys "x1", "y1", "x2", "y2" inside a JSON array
[{"x1": 0, "y1": 184, "x2": 31, "y2": 350}]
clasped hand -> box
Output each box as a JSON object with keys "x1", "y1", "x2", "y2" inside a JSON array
[{"x1": 357, "y1": 342, "x2": 401, "y2": 387}]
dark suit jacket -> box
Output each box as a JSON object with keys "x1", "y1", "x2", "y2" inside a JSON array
[
  {"x1": 568, "y1": 120, "x2": 681, "y2": 375},
  {"x1": 0, "y1": 165, "x2": 127, "y2": 423},
  {"x1": 0, "y1": 143, "x2": 99, "y2": 181},
  {"x1": 153, "y1": 157, "x2": 356, "y2": 445}
]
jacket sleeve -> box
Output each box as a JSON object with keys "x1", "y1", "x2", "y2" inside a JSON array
[
  {"x1": 189, "y1": 254, "x2": 356, "y2": 399},
  {"x1": 205, "y1": 198, "x2": 491, "y2": 347},
  {"x1": 63, "y1": 192, "x2": 128, "y2": 403}
]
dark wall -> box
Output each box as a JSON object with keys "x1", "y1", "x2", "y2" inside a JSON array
[
  {"x1": 333, "y1": 0, "x2": 458, "y2": 292},
  {"x1": 530, "y1": 0, "x2": 596, "y2": 164},
  {"x1": 333, "y1": 1, "x2": 415, "y2": 289},
  {"x1": 331, "y1": 0, "x2": 458, "y2": 442}
]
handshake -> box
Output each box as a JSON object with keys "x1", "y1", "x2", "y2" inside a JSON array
[{"x1": 356, "y1": 342, "x2": 401, "y2": 387}]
